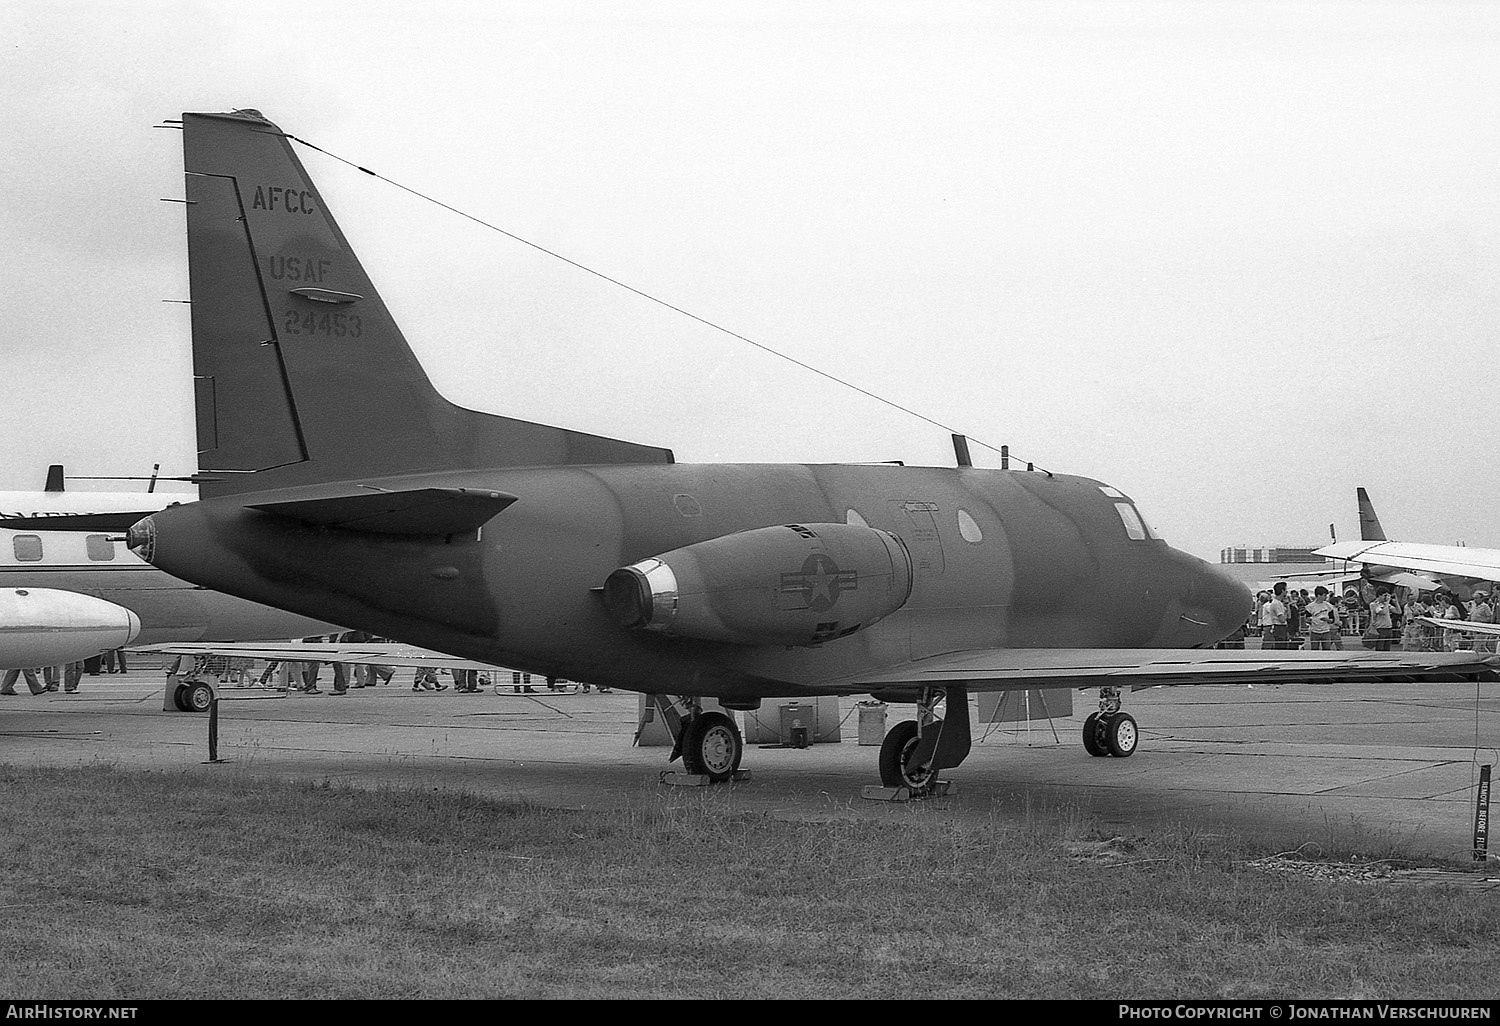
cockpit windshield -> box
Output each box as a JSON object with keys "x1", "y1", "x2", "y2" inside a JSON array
[
  {"x1": 1099, "y1": 485, "x2": 1164, "y2": 542},
  {"x1": 1114, "y1": 502, "x2": 1147, "y2": 540}
]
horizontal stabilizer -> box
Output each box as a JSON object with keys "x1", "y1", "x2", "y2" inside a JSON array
[
  {"x1": 0, "y1": 511, "x2": 157, "y2": 533},
  {"x1": 248, "y1": 487, "x2": 518, "y2": 536}
]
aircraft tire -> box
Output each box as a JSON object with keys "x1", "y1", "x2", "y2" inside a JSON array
[
  {"x1": 682, "y1": 711, "x2": 742, "y2": 783},
  {"x1": 877, "y1": 719, "x2": 933, "y2": 791},
  {"x1": 172, "y1": 684, "x2": 193, "y2": 712},
  {"x1": 1105, "y1": 712, "x2": 1138, "y2": 758},
  {"x1": 186, "y1": 682, "x2": 214, "y2": 713},
  {"x1": 1081, "y1": 712, "x2": 1108, "y2": 757},
  {"x1": 679, "y1": 736, "x2": 705, "y2": 776}
]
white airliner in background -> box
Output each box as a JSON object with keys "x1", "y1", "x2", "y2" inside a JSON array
[
  {"x1": 0, "y1": 487, "x2": 339, "y2": 645},
  {"x1": 1315, "y1": 487, "x2": 1500, "y2": 596}
]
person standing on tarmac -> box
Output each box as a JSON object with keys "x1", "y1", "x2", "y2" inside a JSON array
[
  {"x1": 1282, "y1": 586, "x2": 1304, "y2": 649},
  {"x1": 1259, "y1": 589, "x2": 1287, "y2": 650},
  {"x1": 299, "y1": 636, "x2": 325, "y2": 694},
  {"x1": 412, "y1": 667, "x2": 445, "y2": 691},
  {"x1": 1469, "y1": 589, "x2": 1495, "y2": 653},
  {"x1": 1, "y1": 667, "x2": 46, "y2": 696},
  {"x1": 1368, "y1": 589, "x2": 1396, "y2": 651},
  {"x1": 1305, "y1": 587, "x2": 1339, "y2": 651},
  {"x1": 329, "y1": 632, "x2": 360, "y2": 695}
]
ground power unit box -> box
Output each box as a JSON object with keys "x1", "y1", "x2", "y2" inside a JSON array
[{"x1": 740, "y1": 696, "x2": 842, "y2": 746}]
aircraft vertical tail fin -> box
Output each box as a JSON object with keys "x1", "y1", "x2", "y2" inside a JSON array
[
  {"x1": 1356, "y1": 487, "x2": 1387, "y2": 541},
  {"x1": 182, "y1": 110, "x2": 671, "y2": 499}
]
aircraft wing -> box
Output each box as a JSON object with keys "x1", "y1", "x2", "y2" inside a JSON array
[
  {"x1": 1315, "y1": 541, "x2": 1500, "y2": 583},
  {"x1": 144, "y1": 642, "x2": 1500, "y2": 693},
  {"x1": 1420, "y1": 617, "x2": 1500, "y2": 638},
  {"x1": 839, "y1": 647, "x2": 1500, "y2": 694},
  {"x1": 136, "y1": 641, "x2": 512, "y2": 672}
]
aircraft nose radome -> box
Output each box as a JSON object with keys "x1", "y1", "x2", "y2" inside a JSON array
[
  {"x1": 125, "y1": 514, "x2": 156, "y2": 564},
  {"x1": 124, "y1": 609, "x2": 142, "y2": 646},
  {"x1": 1203, "y1": 564, "x2": 1253, "y2": 637}
]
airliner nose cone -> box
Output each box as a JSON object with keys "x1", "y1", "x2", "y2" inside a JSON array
[{"x1": 125, "y1": 609, "x2": 142, "y2": 646}]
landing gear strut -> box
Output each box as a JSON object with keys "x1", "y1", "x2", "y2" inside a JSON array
[
  {"x1": 1082, "y1": 687, "x2": 1138, "y2": 758},
  {"x1": 646, "y1": 695, "x2": 747, "y2": 784},
  {"x1": 866, "y1": 685, "x2": 971, "y2": 800}
]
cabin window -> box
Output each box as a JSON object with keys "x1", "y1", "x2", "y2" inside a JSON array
[
  {"x1": 12, "y1": 535, "x2": 42, "y2": 561},
  {"x1": 1113, "y1": 503, "x2": 1147, "y2": 541},
  {"x1": 845, "y1": 509, "x2": 868, "y2": 528},
  {"x1": 86, "y1": 535, "x2": 115, "y2": 561},
  {"x1": 957, "y1": 509, "x2": 983, "y2": 544}
]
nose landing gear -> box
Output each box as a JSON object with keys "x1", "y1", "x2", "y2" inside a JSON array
[{"x1": 1082, "y1": 687, "x2": 1138, "y2": 757}]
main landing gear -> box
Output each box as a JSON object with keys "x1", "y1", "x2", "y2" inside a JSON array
[
  {"x1": 647, "y1": 695, "x2": 748, "y2": 785},
  {"x1": 1082, "y1": 686, "x2": 1138, "y2": 758},
  {"x1": 865, "y1": 685, "x2": 972, "y2": 800},
  {"x1": 170, "y1": 680, "x2": 214, "y2": 713}
]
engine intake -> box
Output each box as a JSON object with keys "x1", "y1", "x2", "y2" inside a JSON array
[{"x1": 603, "y1": 523, "x2": 913, "y2": 647}]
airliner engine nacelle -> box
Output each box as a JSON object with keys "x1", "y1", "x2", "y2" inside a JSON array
[
  {"x1": 0, "y1": 588, "x2": 142, "y2": 669},
  {"x1": 602, "y1": 523, "x2": 914, "y2": 647}
]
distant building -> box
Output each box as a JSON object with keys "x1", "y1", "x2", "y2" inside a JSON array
[{"x1": 1220, "y1": 546, "x2": 1327, "y2": 564}]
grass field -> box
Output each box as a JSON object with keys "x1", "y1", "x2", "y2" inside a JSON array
[{"x1": 1, "y1": 764, "x2": 1496, "y2": 999}]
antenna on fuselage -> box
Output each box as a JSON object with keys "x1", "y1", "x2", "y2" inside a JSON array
[{"x1": 952, "y1": 434, "x2": 973, "y2": 468}]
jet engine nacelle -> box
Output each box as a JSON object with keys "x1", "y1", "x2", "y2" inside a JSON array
[{"x1": 603, "y1": 523, "x2": 914, "y2": 646}]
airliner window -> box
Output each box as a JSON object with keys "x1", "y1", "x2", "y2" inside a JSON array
[
  {"x1": 1113, "y1": 503, "x2": 1147, "y2": 541},
  {"x1": 86, "y1": 535, "x2": 115, "y2": 561},
  {"x1": 957, "y1": 508, "x2": 983, "y2": 544},
  {"x1": 13, "y1": 535, "x2": 42, "y2": 561}
]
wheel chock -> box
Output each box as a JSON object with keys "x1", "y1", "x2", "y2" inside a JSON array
[
  {"x1": 859, "y1": 781, "x2": 955, "y2": 802},
  {"x1": 659, "y1": 770, "x2": 752, "y2": 787}
]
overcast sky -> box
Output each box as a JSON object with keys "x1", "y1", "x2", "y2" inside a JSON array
[{"x1": 3, "y1": 0, "x2": 1496, "y2": 560}]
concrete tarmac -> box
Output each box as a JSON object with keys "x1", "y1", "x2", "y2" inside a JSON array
[{"x1": 3, "y1": 666, "x2": 1499, "y2": 860}]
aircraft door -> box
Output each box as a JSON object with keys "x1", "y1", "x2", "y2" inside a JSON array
[{"x1": 886, "y1": 500, "x2": 946, "y2": 577}]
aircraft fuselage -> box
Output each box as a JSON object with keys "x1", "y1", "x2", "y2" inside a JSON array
[{"x1": 135, "y1": 462, "x2": 1251, "y2": 699}]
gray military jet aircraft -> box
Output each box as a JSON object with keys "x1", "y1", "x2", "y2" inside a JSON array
[{"x1": 112, "y1": 110, "x2": 1499, "y2": 791}]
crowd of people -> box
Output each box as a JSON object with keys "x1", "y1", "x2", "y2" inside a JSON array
[
  {"x1": 7, "y1": 634, "x2": 605, "y2": 697},
  {"x1": 1226, "y1": 580, "x2": 1496, "y2": 652},
  {"x1": 2, "y1": 648, "x2": 130, "y2": 696},
  {"x1": 176, "y1": 634, "x2": 606, "y2": 695}
]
